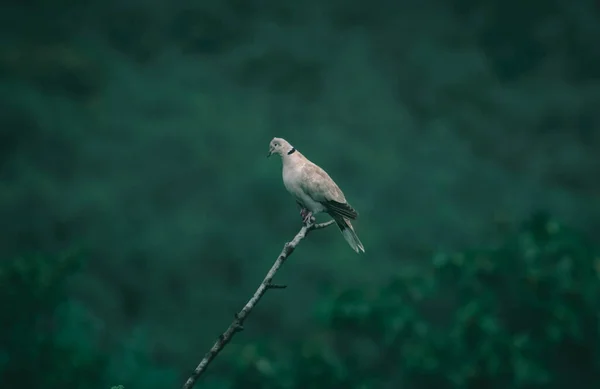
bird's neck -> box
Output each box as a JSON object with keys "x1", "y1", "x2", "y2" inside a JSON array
[{"x1": 282, "y1": 151, "x2": 303, "y2": 168}]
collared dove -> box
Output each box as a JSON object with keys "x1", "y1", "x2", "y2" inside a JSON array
[{"x1": 267, "y1": 137, "x2": 365, "y2": 253}]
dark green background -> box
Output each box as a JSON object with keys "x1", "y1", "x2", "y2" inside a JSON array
[{"x1": 1, "y1": 0, "x2": 599, "y2": 388}]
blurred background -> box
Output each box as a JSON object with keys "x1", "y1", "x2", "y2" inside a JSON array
[{"x1": 1, "y1": 0, "x2": 599, "y2": 388}]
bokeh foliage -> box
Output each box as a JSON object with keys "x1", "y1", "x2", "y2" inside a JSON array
[
  {"x1": 0, "y1": 251, "x2": 108, "y2": 389},
  {"x1": 2, "y1": 0, "x2": 600, "y2": 375},
  {"x1": 1, "y1": 0, "x2": 599, "y2": 388},
  {"x1": 0, "y1": 251, "x2": 177, "y2": 389},
  {"x1": 1, "y1": 214, "x2": 598, "y2": 388},
  {"x1": 225, "y1": 212, "x2": 600, "y2": 388}
]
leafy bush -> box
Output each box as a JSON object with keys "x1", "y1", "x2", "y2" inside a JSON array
[
  {"x1": 3, "y1": 213, "x2": 598, "y2": 389},
  {"x1": 0, "y1": 250, "x2": 109, "y2": 389},
  {"x1": 228, "y1": 212, "x2": 600, "y2": 389},
  {"x1": 0, "y1": 251, "x2": 177, "y2": 389}
]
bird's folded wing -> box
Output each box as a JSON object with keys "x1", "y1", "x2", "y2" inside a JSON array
[
  {"x1": 324, "y1": 200, "x2": 358, "y2": 219},
  {"x1": 300, "y1": 163, "x2": 358, "y2": 219}
]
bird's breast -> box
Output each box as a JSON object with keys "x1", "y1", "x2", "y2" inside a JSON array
[
  {"x1": 282, "y1": 167, "x2": 299, "y2": 194},
  {"x1": 282, "y1": 168, "x2": 324, "y2": 213}
]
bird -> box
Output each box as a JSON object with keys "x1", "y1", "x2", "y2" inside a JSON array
[{"x1": 267, "y1": 137, "x2": 365, "y2": 253}]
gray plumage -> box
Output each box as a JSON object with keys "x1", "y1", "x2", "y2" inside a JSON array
[{"x1": 267, "y1": 137, "x2": 365, "y2": 253}]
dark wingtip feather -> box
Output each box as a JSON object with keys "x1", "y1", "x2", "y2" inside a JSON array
[{"x1": 325, "y1": 200, "x2": 358, "y2": 219}]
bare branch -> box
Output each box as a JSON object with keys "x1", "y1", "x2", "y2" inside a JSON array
[
  {"x1": 266, "y1": 283, "x2": 288, "y2": 289},
  {"x1": 314, "y1": 220, "x2": 336, "y2": 230},
  {"x1": 181, "y1": 218, "x2": 335, "y2": 389}
]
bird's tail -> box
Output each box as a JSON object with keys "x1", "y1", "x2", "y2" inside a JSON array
[{"x1": 335, "y1": 216, "x2": 365, "y2": 253}]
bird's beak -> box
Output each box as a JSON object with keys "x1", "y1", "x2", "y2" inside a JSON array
[{"x1": 267, "y1": 149, "x2": 273, "y2": 158}]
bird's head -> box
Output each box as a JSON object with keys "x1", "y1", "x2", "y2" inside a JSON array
[{"x1": 267, "y1": 137, "x2": 295, "y2": 158}]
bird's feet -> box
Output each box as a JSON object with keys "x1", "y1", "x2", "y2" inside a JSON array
[
  {"x1": 299, "y1": 207, "x2": 314, "y2": 224},
  {"x1": 299, "y1": 207, "x2": 308, "y2": 220},
  {"x1": 302, "y1": 210, "x2": 314, "y2": 225}
]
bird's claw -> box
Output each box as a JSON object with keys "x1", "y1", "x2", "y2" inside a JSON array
[
  {"x1": 302, "y1": 211, "x2": 314, "y2": 224},
  {"x1": 300, "y1": 208, "x2": 309, "y2": 220}
]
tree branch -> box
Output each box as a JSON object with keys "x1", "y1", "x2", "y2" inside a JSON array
[{"x1": 181, "y1": 218, "x2": 336, "y2": 389}]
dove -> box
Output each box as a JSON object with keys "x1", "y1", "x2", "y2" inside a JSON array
[{"x1": 267, "y1": 137, "x2": 365, "y2": 253}]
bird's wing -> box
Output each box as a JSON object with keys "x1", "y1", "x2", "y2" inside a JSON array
[{"x1": 300, "y1": 162, "x2": 358, "y2": 220}]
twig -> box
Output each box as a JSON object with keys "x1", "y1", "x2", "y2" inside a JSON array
[{"x1": 181, "y1": 218, "x2": 336, "y2": 389}]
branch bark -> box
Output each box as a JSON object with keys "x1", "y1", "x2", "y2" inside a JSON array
[{"x1": 181, "y1": 218, "x2": 335, "y2": 389}]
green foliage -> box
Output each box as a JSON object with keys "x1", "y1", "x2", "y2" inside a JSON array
[
  {"x1": 0, "y1": 253, "x2": 178, "y2": 389},
  {"x1": 0, "y1": 251, "x2": 179, "y2": 389},
  {"x1": 0, "y1": 250, "x2": 109, "y2": 389},
  {"x1": 105, "y1": 327, "x2": 179, "y2": 389},
  {"x1": 1, "y1": 0, "x2": 599, "y2": 386},
  {"x1": 227, "y1": 212, "x2": 600, "y2": 389},
  {"x1": 2, "y1": 0, "x2": 599, "y2": 375}
]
